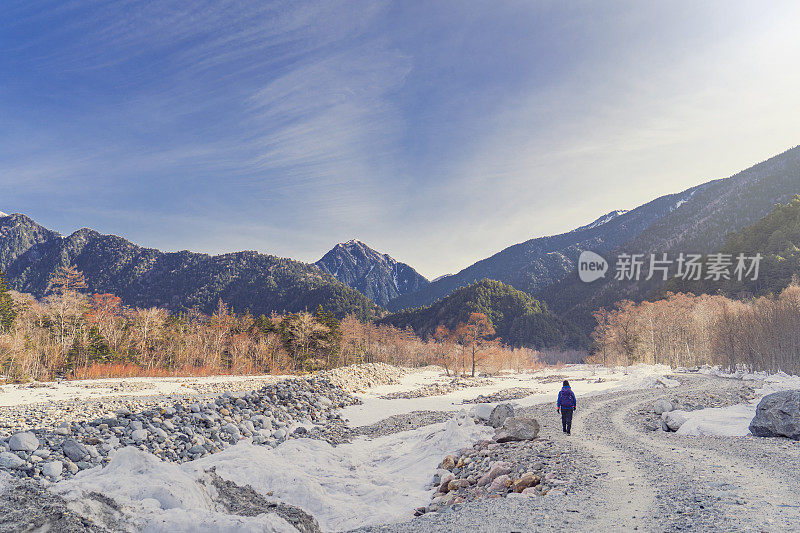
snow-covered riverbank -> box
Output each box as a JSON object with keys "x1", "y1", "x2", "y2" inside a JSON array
[{"x1": 1, "y1": 363, "x2": 796, "y2": 532}]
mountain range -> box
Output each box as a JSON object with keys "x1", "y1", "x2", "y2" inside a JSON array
[
  {"x1": 380, "y1": 279, "x2": 587, "y2": 350},
  {"x1": 541, "y1": 145, "x2": 800, "y2": 331},
  {"x1": 2, "y1": 144, "x2": 799, "y2": 344},
  {"x1": 0, "y1": 214, "x2": 378, "y2": 319},
  {"x1": 385, "y1": 189, "x2": 698, "y2": 312}
]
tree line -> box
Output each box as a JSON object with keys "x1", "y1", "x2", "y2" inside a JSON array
[
  {"x1": 590, "y1": 285, "x2": 800, "y2": 374},
  {"x1": 0, "y1": 266, "x2": 545, "y2": 381}
]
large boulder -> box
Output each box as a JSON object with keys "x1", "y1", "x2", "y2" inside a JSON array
[
  {"x1": 489, "y1": 404, "x2": 515, "y2": 428},
  {"x1": 662, "y1": 410, "x2": 688, "y2": 432},
  {"x1": 749, "y1": 390, "x2": 800, "y2": 440},
  {"x1": 8, "y1": 432, "x2": 39, "y2": 452},
  {"x1": 494, "y1": 417, "x2": 540, "y2": 443},
  {"x1": 653, "y1": 399, "x2": 675, "y2": 415}
]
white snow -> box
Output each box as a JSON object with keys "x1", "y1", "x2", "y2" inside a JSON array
[
  {"x1": 671, "y1": 188, "x2": 697, "y2": 211},
  {"x1": 676, "y1": 405, "x2": 756, "y2": 437},
  {"x1": 675, "y1": 366, "x2": 800, "y2": 437},
  {"x1": 574, "y1": 210, "x2": 628, "y2": 232},
  {"x1": 54, "y1": 416, "x2": 491, "y2": 532},
  {"x1": 0, "y1": 211, "x2": 8, "y2": 218},
  {"x1": 52, "y1": 447, "x2": 296, "y2": 532},
  {"x1": 341, "y1": 364, "x2": 679, "y2": 426}
]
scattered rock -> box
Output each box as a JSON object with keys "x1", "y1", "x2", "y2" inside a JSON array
[
  {"x1": 477, "y1": 461, "x2": 513, "y2": 487},
  {"x1": 0, "y1": 453, "x2": 25, "y2": 470},
  {"x1": 489, "y1": 474, "x2": 511, "y2": 492},
  {"x1": 662, "y1": 411, "x2": 688, "y2": 432},
  {"x1": 8, "y1": 432, "x2": 39, "y2": 452},
  {"x1": 62, "y1": 440, "x2": 88, "y2": 462},
  {"x1": 41, "y1": 461, "x2": 63, "y2": 478},
  {"x1": 440, "y1": 455, "x2": 457, "y2": 470},
  {"x1": 380, "y1": 377, "x2": 492, "y2": 400},
  {"x1": 653, "y1": 399, "x2": 675, "y2": 415},
  {"x1": 474, "y1": 404, "x2": 494, "y2": 421},
  {"x1": 513, "y1": 473, "x2": 540, "y2": 492},
  {"x1": 463, "y1": 388, "x2": 535, "y2": 404}
]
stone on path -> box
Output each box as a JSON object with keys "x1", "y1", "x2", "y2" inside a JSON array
[
  {"x1": 749, "y1": 390, "x2": 800, "y2": 440},
  {"x1": 662, "y1": 410, "x2": 688, "y2": 432},
  {"x1": 489, "y1": 404, "x2": 515, "y2": 428},
  {"x1": 653, "y1": 399, "x2": 675, "y2": 415},
  {"x1": 41, "y1": 461, "x2": 63, "y2": 478},
  {"x1": 494, "y1": 417, "x2": 540, "y2": 443},
  {"x1": 62, "y1": 440, "x2": 88, "y2": 462},
  {"x1": 0, "y1": 452, "x2": 26, "y2": 469}
]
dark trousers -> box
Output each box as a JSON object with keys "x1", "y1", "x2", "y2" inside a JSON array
[{"x1": 561, "y1": 408, "x2": 574, "y2": 433}]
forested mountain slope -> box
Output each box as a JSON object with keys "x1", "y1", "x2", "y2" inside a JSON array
[{"x1": 0, "y1": 214, "x2": 378, "y2": 319}]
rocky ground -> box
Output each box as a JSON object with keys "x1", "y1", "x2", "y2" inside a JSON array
[
  {"x1": 461, "y1": 387, "x2": 536, "y2": 404},
  {"x1": 355, "y1": 374, "x2": 800, "y2": 532},
  {"x1": 1, "y1": 367, "x2": 798, "y2": 532},
  {"x1": 378, "y1": 378, "x2": 493, "y2": 400},
  {"x1": 320, "y1": 363, "x2": 406, "y2": 393},
  {"x1": 0, "y1": 377, "x2": 358, "y2": 483}
]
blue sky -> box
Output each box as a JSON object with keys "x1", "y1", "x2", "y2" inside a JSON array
[{"x1": 2, "y1": 1, "x2": 800, "y2": 278}]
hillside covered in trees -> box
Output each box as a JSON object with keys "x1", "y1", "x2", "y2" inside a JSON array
[
  {"x1": 537, "y1": 146, "x2": 800, "y2": 333},
  {"x1": 380, "y1": 279, "x2": 588, "y2": 350},
  {"x1": 0, "y1": 266, "x2": 549, "y2": 381},
  {"x1": 666, "y1": 195, "x2": 800, "y2": 297},
  {"x1": 0, "y1": 213, "x2": 378, "y2": 320}
]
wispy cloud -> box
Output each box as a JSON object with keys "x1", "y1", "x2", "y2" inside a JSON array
[{"x1": 2, "y1": 1, "x2": 800, "y2": 278}]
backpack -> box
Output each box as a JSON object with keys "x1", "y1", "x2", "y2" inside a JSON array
[{"x1": 561, "y1": 389, "x2": 576, "y2": 409}]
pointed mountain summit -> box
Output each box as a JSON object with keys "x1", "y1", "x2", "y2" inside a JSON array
[{"x1": 315, "y1": 240, "x2": 429, "y2": 307}]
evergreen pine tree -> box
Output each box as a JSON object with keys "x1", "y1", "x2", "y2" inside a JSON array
[{"x1": 0, "y1": 271, "x2": 16, "y2": 331}]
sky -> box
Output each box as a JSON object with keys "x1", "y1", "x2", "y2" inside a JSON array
[{"x1": 2, "y1": 1, "x2": 800, "y2": 279}]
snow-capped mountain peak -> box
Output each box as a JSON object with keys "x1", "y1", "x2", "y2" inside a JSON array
[{"x1": 574, "y1": 210, "x2": 628, "y2": 232}]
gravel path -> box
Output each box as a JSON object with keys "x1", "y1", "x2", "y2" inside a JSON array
[{"x1": 353, "y1": 374, "x2": 800, "y2": 532}]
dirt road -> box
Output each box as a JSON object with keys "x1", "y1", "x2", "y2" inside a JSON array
[{"x1": 360, "y1": 374, "x2": 800, "y2": 532}]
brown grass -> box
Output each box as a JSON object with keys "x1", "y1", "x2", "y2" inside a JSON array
[{"x1": 69, "y1": 363, "x2": 268, "y2": 380}]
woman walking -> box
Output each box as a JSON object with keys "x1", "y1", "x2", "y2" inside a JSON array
[{"x1": 557, "y1": 380, "x2": 576, "y2": 434}]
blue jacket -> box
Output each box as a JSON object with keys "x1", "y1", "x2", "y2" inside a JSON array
[{"x1": 557, "y1": 386, "x2": 576, "y2": 409}]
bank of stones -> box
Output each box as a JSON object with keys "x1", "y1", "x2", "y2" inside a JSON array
[{"x1": 0, "y1": 377, "x2": 359, "y2": 482}]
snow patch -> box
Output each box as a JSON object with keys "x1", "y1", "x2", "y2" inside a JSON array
[
  {"x1": 675, "y1": 366, "x2": 800, "y2": 438},
  {"x1": 676, "y1": 404, "x2": 756, "y2": 437},
  {"x1": 53, "y1": 415, "x2": 490, "y2": 532},
  {"x1": 53, "y1": 447, "x2": 295, "y2": 532},
  {"x1": 574, "y1": 210, "x2": 628, "y2": 232}
]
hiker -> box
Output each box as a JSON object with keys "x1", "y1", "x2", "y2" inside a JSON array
[{"x1": 557, "y1": 380, "x2": 576, "y2": 434}]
